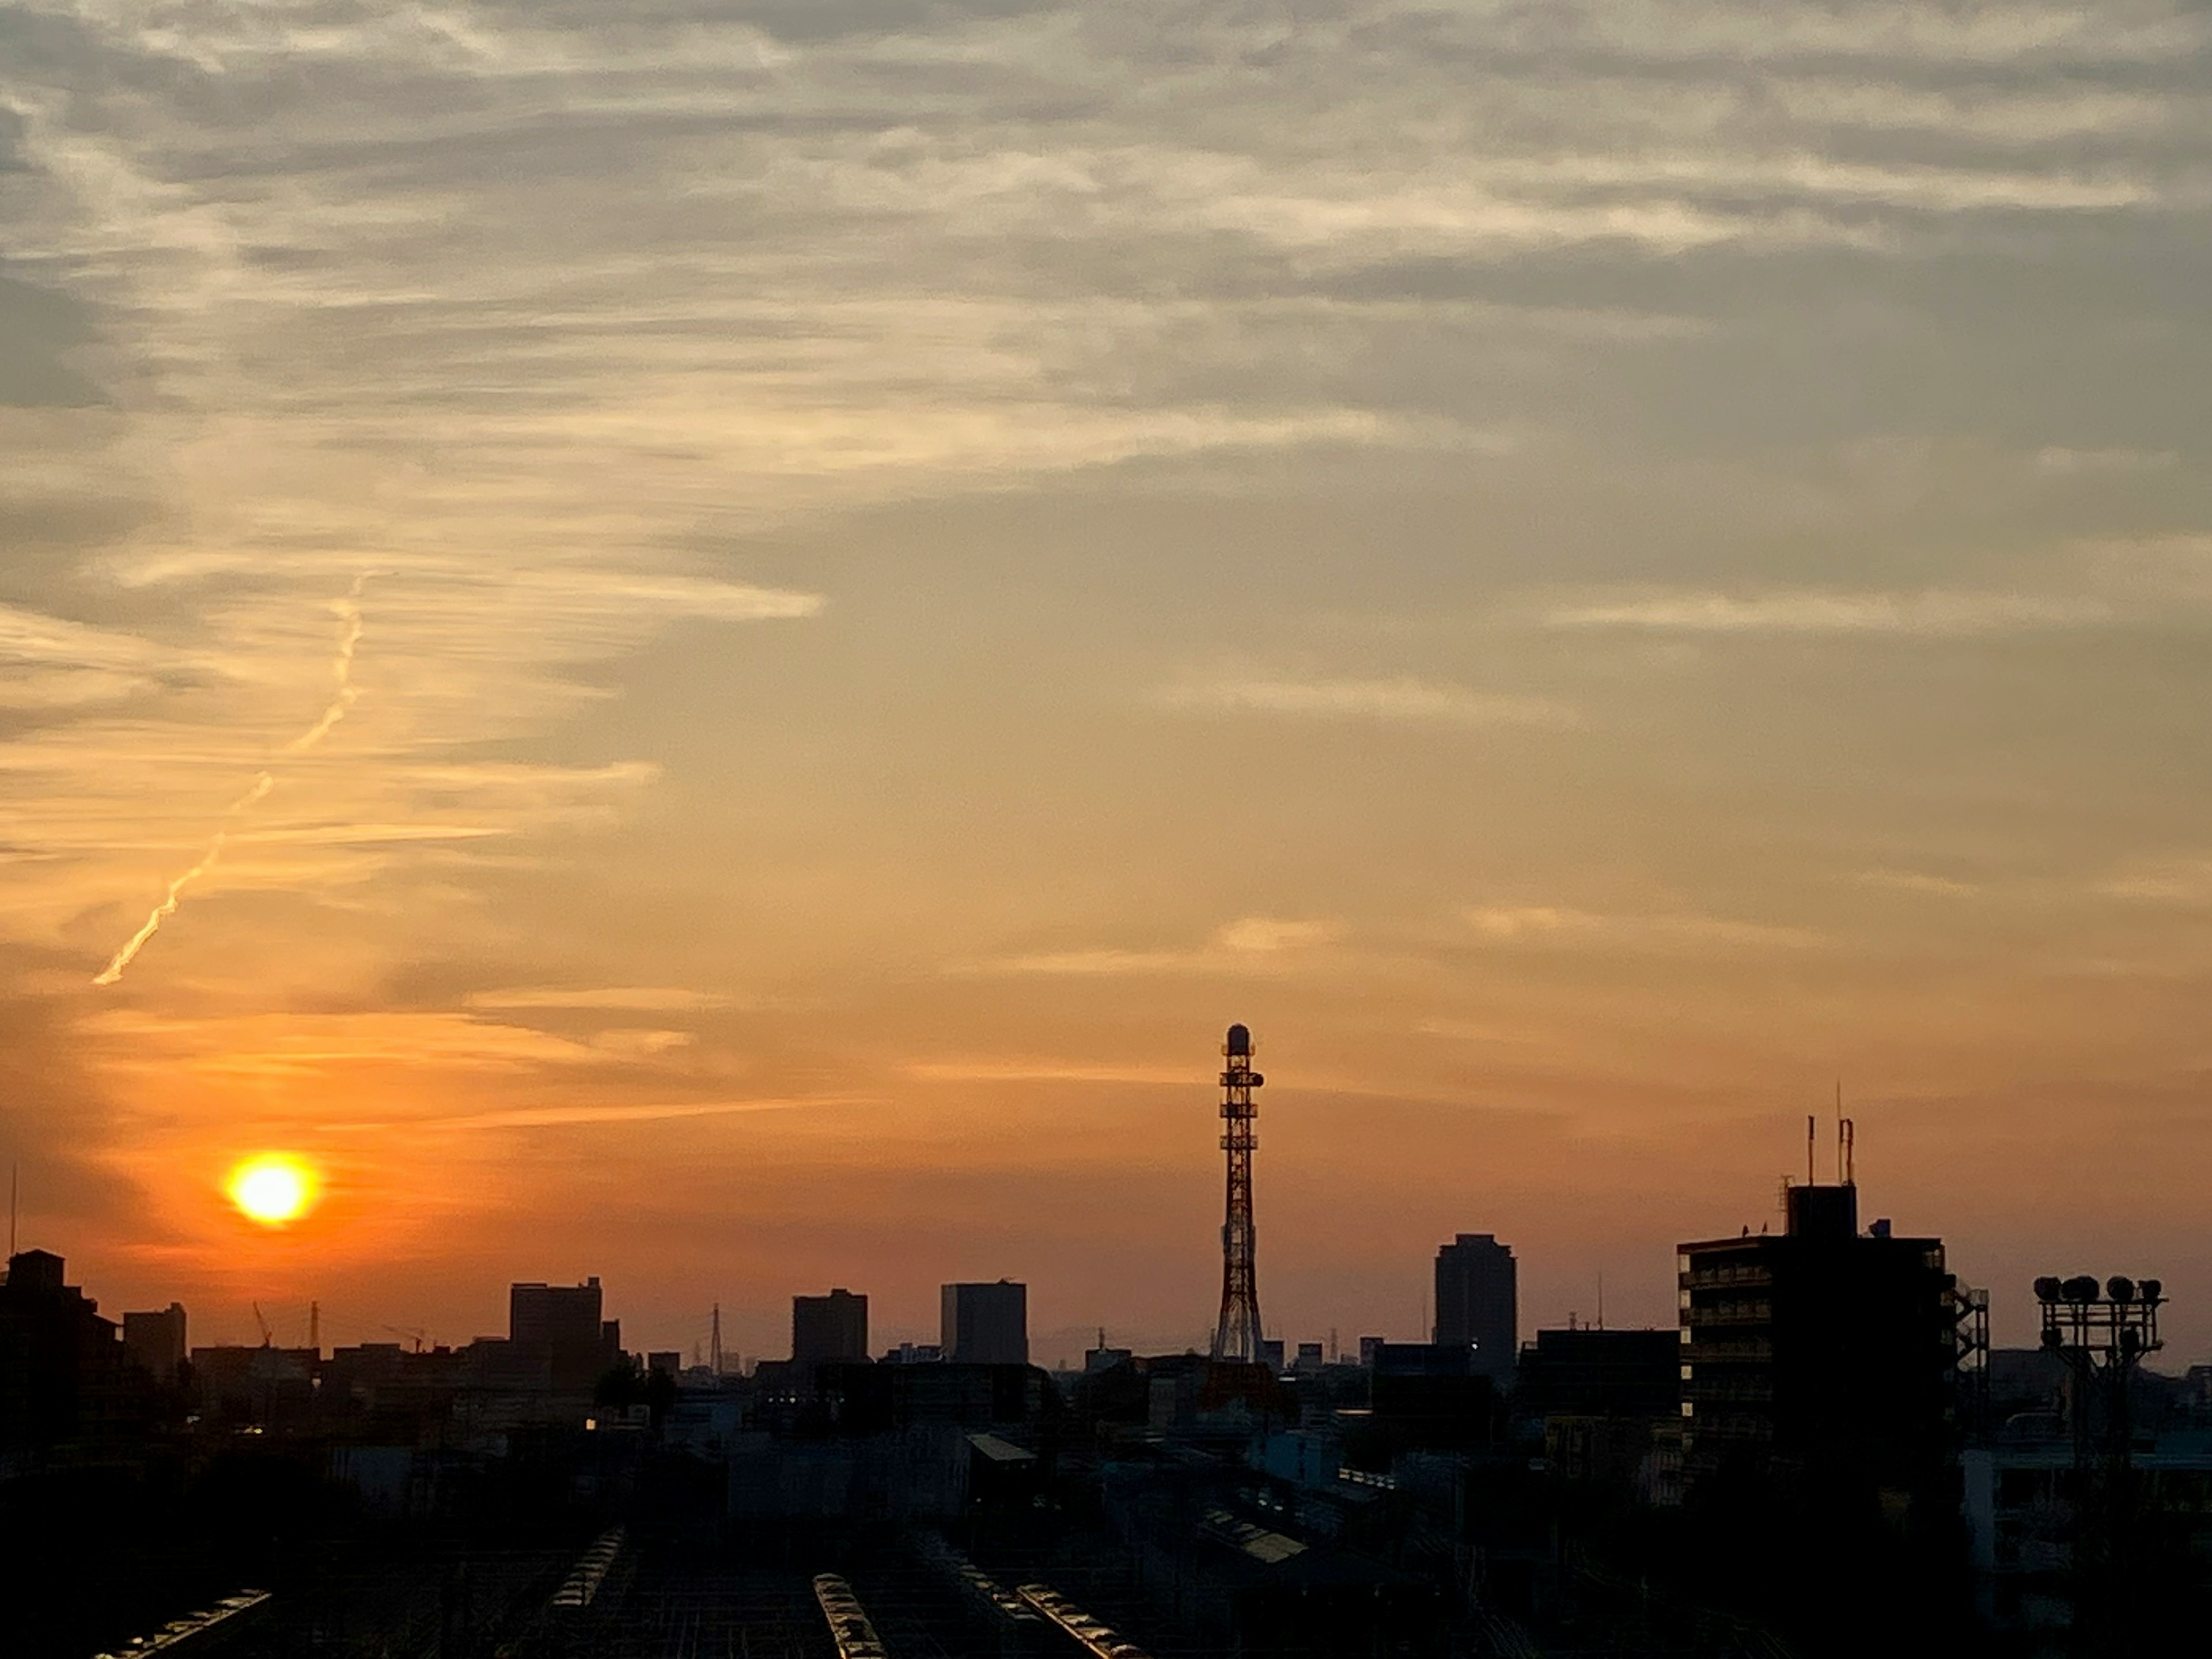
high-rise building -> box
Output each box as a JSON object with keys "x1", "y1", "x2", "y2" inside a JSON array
[
  {"x1": 1678, "y1": 1180, "x2": 1956, "y2": 1510},
  {"x1": 509, "y1": 1277, "x2": 619, "y2": 1391},
  {"x1": 1434, "y1": 1233, "x2": 1517, "y2": 1380},
  {"x1": 941, "y1": 1280, "x2": 1027, "y2": 1365},
  {"x1": 122, "y1": 1303, "x2": 188, "y2": 1382},
  {"x1": 793, "y1": 1289, "x2": 869, "y2": 1370}
]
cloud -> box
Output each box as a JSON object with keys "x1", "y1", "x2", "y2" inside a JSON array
[
  {"x1": 1546, "y1": 590, "x2": 2112, "y2": 637},
  {"x1": 465, "y1": 986, "x2": 733, "y2": 1012},
  {"x1": 1159, "y1": 676, "x2": 1577, "y2": 726},
  {"x1": 2094, "y1": 859, "x2": 2212, "y2": 907},
  {"x1": 1465, "y1": 904, "x2": 1822, "y2": 951},
  {"x1": 2033, "y1": 446, "x2": 2176, "y2": 477},
  {"x1": 392, "y1": 1096, "x2": 864, "y2": 1133},
  {"x1": 907, "y1": 1059, "x2": 1196, "y2": 1085},
  {"x1": 1855, "y1": 869, "x2": 1981, "y2": 898},
  {"x1": 1214, "y1": 916, "x2": 1343, "y2": 953},
  {"x1": 0, "y1": 601, "x2": 179, "y2": 707},
  {"x1": 984, "y1": 915, "x2": 1346, "y2": 977}
]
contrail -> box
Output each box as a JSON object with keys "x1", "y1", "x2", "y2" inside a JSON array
[
  {"x1": 93, "y1": 773, "x2": 274, "y2": 985},
  {"x1": 283, "y1": 573, "x2": 368, "y2": 754},
  {"x1": 94, "y1": 575, "x2": 372, "y2": 986}
]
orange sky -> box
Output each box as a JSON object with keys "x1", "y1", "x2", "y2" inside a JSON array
[{"x1": 3, "y1": 0, "x2": 2210, "y2": 1368}]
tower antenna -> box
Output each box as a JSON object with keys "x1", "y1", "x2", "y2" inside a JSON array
[
  {"x1": 1210, "y1": 1023, "x2": 1265, "y2": 1364},
  {"x1": 1806, "y1": 1115, "x2": 1816, "y2": 1187}
]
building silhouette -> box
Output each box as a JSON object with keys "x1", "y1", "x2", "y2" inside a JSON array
[
  {"x1": 121, "y1": 1303, "x2": 187, "y2": 1382},
  {"x1": 1679, "y1": 1180, "x2": 1955, "y2": 1505},
  {"x1": 0, "y1": 1250, "x2": 128, "y2": 1457},
  {"x1": 1434, "y1": 1233, "x2": 1517, "y2": 1380},
  {"x1": 941, "y1": 1280, "x2": 1027, "y2": 1365},
  {"x1": 508, "y1": 1277, "x2": 619, "y2": 1392},
  {"x1": 1516, "y1": 1326, "x2": 1683, "y2": 1498},
  {"x1": 793, "y1": 1289, "x2": 869, "y2": 1371},
  {"x1": 1677, "y1": 1175, "x2": 1963, "y2": 1642}
]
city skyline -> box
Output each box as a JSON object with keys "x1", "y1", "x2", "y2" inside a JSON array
[{"x1": 4, "y1": 1, "x2": 2212, "y2": 1369}]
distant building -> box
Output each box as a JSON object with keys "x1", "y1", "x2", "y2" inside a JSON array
[
  {"x1": 1363, "y1": 1340, "x2": 1501, "y2": 1453},
  {"x1": 1435, "y1": 1233, "x2": 1517, "y2": 1381},
  {"x1": 1084, "y1": 1337, "x2": 1134, "y2": 1374},
  {"x1": 1293, "y1": 1342, "x2": 1325, "y2": 1374},
  {"x1": 1259, "y1": 1336, "x2": 1285, "y2": 1372},
  {"x1": 122, "y1": 1302, "x2": 188, "y2": 1382},
  {"x1": 941, "y1": 1281, "x2": 1027, "y2": 1365},
  {"x1": 323, "y1": 1342, "x2": 407, "y2": 1408},
  {"x1": 509, "y1": 1277, "x2": 619, "y2": 1391},
  {"x1": 793, "y1": 1289, "x2": 869, "y2": 1371},
  {"x1": 883, "y1": 1342, "x2": 942, "y2": 1365},
  {"x1": 1358, "y1": 1335, "x2": 1386, "y2": 1368},
  {"x1": 646, "y1": 1350, "x2": 681, "y2": 1378},
  {"x1": 1517, "y1": 1327, "x2": 1683, "y2": 1500}
]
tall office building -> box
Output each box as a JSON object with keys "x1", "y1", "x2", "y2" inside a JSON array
[
  {"x1": 793, "y1": 1288, "x2": 869, "y2": 1370},
  {"x1": 509, "y1": 1277, "x2": 619, "y2": 1391},
  {"x1": 122, "y1": 1303, "x2": 188, "y2": 1382},
  {"x1": 1434, "y1": 1233, "x2": 1517, "y2": 1380},
  {"x1": 941, "y1": 1280, "x2": 1028, "y2": 1365}
]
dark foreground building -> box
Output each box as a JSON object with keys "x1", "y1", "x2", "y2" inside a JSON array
[{"x1": 1679, "y1": 1178, "x2": 1966, "y2": 1646}]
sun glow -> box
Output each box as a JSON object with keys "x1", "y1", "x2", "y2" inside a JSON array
[{"x1": 227, "y1": 1154, "x2": 318, "y2": 1226}]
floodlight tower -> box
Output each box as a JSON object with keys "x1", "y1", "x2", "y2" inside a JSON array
[
  {"x1": 2034, "y1": 1271, "x2": 2165, "y2": 1655},
  {"x1": 1211, "y1": 1023, "x2": 1265, "y2": 1363}
]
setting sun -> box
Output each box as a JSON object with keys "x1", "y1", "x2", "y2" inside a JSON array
[{"x1": 226, "y1": 1154, "x2": 318, "y2": 1227}]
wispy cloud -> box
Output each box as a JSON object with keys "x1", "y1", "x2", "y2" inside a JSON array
[
  {"x1": 907, "y1": 1059, "x2": 1196, "y2": 1086},
  {"x1": 2033, "y1": 446, "x2": 2177, "y2": 477},
  {"x1": 465, "y1": 986, "x2": 734, "y2": 1013},
  {"x1": 389, "y1": 1096, "x2": 864, "y2": 1134},
  {"x1": 985, "y1": 916, "x2": 1346, "y2": 977},
  {"x1": 1855, "y1": 869, "x2": 1981, "y2": 898},
  {"x1": 1546, "y1": 589, "x2": 2111, "y2": 637},
  {"x1": 1465, "y1": 905, "x2": 1822, "y2": 951},
  {"x1": 1159, "y1": 676, "x2": 1577, "y2": 726}
]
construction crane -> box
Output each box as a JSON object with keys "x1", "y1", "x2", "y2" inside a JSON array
[
  {"x1": 381, "y1": 1324, "x2": 429, "y2": 1354},
  {"x1": 251, "y1": 1302, "x2": 273, "y2": 1348}
]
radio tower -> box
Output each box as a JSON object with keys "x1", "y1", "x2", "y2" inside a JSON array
[{"x1": 1211, "y1": 1022, "x2": 1265, "y2": 1363}]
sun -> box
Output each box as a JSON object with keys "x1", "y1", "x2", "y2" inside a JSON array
[{"x1": 226, "y1": 1154, "x2": 319, "y2": 1227}]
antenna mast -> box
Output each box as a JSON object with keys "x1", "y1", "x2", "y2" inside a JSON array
[{"x1": 1210, "y1": 1023, "x2": 1265, "y2": 1364}]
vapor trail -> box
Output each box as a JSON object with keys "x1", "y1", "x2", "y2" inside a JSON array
[
  {"x1": 93, "y1": 575, "x2": 373, "y2": 986},
  {"x1": 93, "y1": 773, "x2": 275, "y2": 985},
  {"x1": 284, "y1": 573, "x2": 368, "y2": 754}
]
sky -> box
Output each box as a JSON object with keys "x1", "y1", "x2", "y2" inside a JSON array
[{"x1": 3, "y1": 0, "x2": 2210, "y2": 1369}]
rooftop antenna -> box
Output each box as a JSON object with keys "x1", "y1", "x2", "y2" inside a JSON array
[
  {"x1": 1806, "y1": 1115, "x2": 1816, "y2": 1187},
  {"x1": 711, "y1": 1302, "x2": 723, "y2": 1374}
]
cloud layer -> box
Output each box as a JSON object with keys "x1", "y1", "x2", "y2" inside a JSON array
[{"x1": 2, "y1": 1, "x2": 2210, "y2": 1356}]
